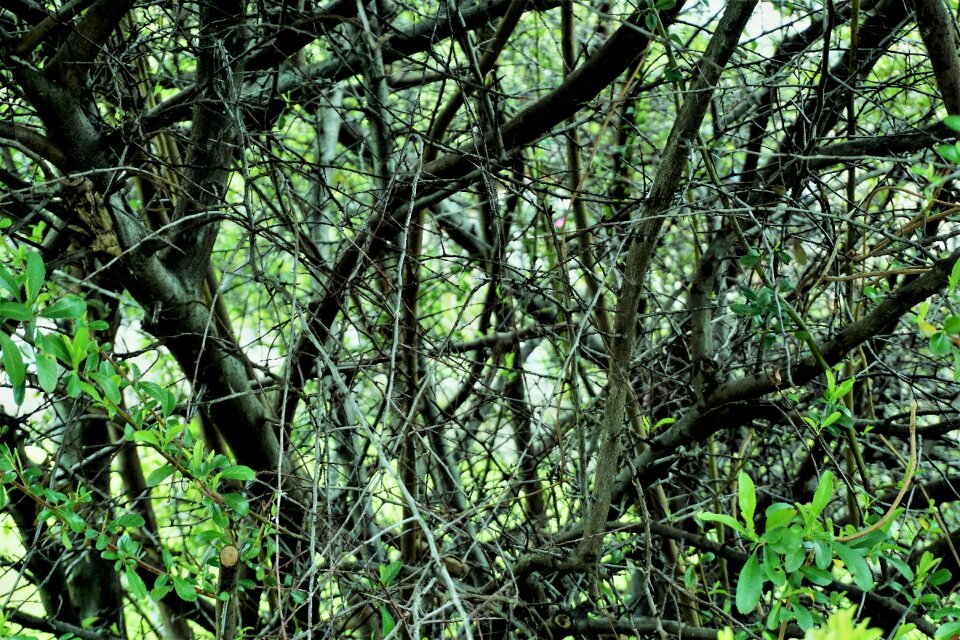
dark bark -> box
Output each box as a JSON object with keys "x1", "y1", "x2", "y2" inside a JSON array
[{"x1": 912, "y1": 0, "x2": 960, "y2": 114}]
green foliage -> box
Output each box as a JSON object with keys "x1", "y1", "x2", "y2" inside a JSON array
[
  {"x1": 0, "y1": 251, "x2": 96, "y2": 406},
  {"x1": 5, "y1": 5, "x2": 960, "y2": 639},
  {"x1": 379, "y1": 561, "x2": 403, "y2": 587},
  {"x1": 938, "y1": 116, "x2": 960, "y2": 163},
  {"x1": 0, "y1": 609, "x2": 40, "y2": 640},
  {"x1": 800, "y1": 369, "x2": 854, "y2": 436},
  {"x1": 381, "y1": 606, "x2": 396, "y2": 637},
  {"x1": 736, "y1": 550, "x2": 763, "y2": 614},
  {"x1": 0, "y1": 250, "x2": 266, "y2": 611},
  {"x1": 699, "y1": 470, "x2": 885, "y2": 632},
  {"x1": 804, "y1": 607, "x2": 882, "y2": 640}
]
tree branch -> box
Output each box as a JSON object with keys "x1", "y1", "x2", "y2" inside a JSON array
[
  {"x1": 579, "y1": 0, "x2": 759, "y2": 560},
  {"x1": 276, "y1": 0, "x2": 683, "y2": 422}
]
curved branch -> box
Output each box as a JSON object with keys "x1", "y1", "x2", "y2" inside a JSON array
[
  {"x1": 13, "y1": 0, "x2": 97, "y2": 56},
  {"x1": 579, "y1": 0, "x2": 760, "y2": 559},
  {"x1": 164, "y1": 0, "x2": 246, "y2": 281},
  {"x1": 276, "y1": 0, "x2": 684, "y2": 422},
  {"x1": 46, "y1": 0, "x2": 134, "y2": 91},
  {"x1": 706, "y1": 248, "x2": 960, "y2": 407},
  {"x1": 912, "y1": 0, "x2": 960, "y2": 114},
  {"x1": 12, "y1": 66, "x2": 105, "y2": 172},
  {"x1": 139, "y1": 0, "x2": 562, "y2": 137},
  {"x1": 5, "y1": 609, "x2": 121, "y2": 640},
  {"x1": 0, "y1": 120, "x2": 67, "y2": 169}
]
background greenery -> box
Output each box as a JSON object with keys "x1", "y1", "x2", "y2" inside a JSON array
[{"x1": 1, "y1": 0, "x2": 960, "y2": 638}]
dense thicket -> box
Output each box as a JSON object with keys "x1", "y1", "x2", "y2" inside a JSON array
[{"x1": 2, "y1": 0, "x2": 960, "y2": 638}]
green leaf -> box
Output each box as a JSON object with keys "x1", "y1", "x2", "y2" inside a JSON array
[
  {"x1": 885, "y1": 556, "x2": 914, "y2": 581},
  {"x1": 138, "y1": 380, "x2": 164, "y2": 402},
  {"x1": 62, "y1": 508, "x2": 86, "y2": 533},
  {"x1": 151, "y1": 584, "x2": 173, "y2": 601},
  {"x1": 0, "y1": 333, "x2": 25, "y2": 405},
  {"x1": 161, "y1": 389, "x2": 176, "y2": 417},
  {"x1": 70, "y1": 327, "x2": 89, "y2": 370},
  {"x1": 764, "y1": 504, "x2": 796, "y2": 531},
  {"x1": 41, "y1": 295, "x2": 87, "y2": 319},
  {"x1": 810, "y1": 470, "x2": 834, "y2": 518},
  {"x1": 146, "y1": 464, "x2": 174, "y2": 487},
  {"x1": 945, "y1": 315, "x2": 960, "y2": 335},
  {"x1": 0, "y1": 302, "x2": 34, "y2": 322},
  {"x1": 163, "y1": 421, "x2": 187, "y2": 446},
  {"x1": 822, "y1": 411, "x2": 842, "y2": 428},
  {"x1": 738, "y1": 472, "x2": 757, "y2": 535},
  {"x1": 132, "y1": 430, "x2": 160, "y2": 446},
  {"x1": 834, "y1": 378, "x2": 854, "y2": 399},
  {"x1": 930, "y1": 568, "x2": 953, "y2": 587},
  {"x1": 697, "y1": 512, "x2": 750, "y2": 539},
  {"x1": 381, "y1": 606, "x2": 395, "y2": 636},
  {"x1": 831, "y1": 541, "x2": 873, "y2": 590},
  {"x1": 784, "y1": 543, "x2": 806, "y2": 573},
  {"x1": 91, "y1": 372, "x2": 121, "y2": 405},
  {"x1": 736, "y1": 550, "x2": 764, "y2": 614},
  {"x1": 799, "y1": 566, "x2": 832, "y2": 586},
  {"x1": 918, "y1": 551, "x2": 939, "y2": 575},
  {"x1": 223, "y1": 493, "x2": 249, "y2": 516},
  {"x1": 824, "y1": 367, "x2": 837, "y2": 395},
  {"x1": 936, "y1": 621, "x2": 960, "y2": 640},
  {"x1": 66, "y1": 370, "x2": 82, "y2": 397},
  {"x1": 116, "y1": 533, "x2": 140, "y2": 556},
  {"x1": 194, "y1": 529, "x2": 227, "y2": 544},
  {"x1": 24, "y1": 251, "x2": 44, "y2": 304},
  {"x1": 42, "y1": 333, "x2": 72, "y2": 364},
  {"x1": 763, "y1": 555, "x2": 786, "y2": 588},
  {"x1": 945, "y1": 115, "x2": 960, "y2": 132},
  {"x1": 0, "y1": 265, "x2": 20, "y2": 300},
  {"x1": 34, "y1": 351, "x2": 58, "y2": 392},
  {"x1": 126, "y1": 565, "x2": 148, "y2": 599},
  {"x1": 380, "y1": 561, "x2": 403, "y2": 586},
  {"x1": 931, "y1": 332, "x2": 952, "y2": 356},
  {"x1": 951, "y1": 258, "x2": 960, "y2": 291},
  {"x1": 740, "y1": 249, "x2": 761, "y2": 267},
  {"x1": 939, "y1": 143, "x2": 960, "y2": 163},
  {"x1": 653, "y1": 417, "x2": 676, "y2": 429},
  {"x1": 111, "y1": 513, "x2": 146, "y2": 530},
  {"x1": 765, "y1": 525, "x2": 801, "y2": 555},
  {"x1": 210, "y1": 502, "x2": 228, "y2": 529},
  {"x1": 79, "y1": 380, "x2": 101, "y2": 402},
  {"x1": 766, "y1": 599, "x2": 782, "y2": 630},
  {"x1": 220, "y1": 465, "x2": 256, "y2": 482},
  {"x1": 664, "y1": 68, "x2": 684, "y2": 83},
  {"x1": 191, "y1": 440, "x2": 203, "y2": 470},
  {"x1": 793, "y1": 603, "x2": 813, "y2": 631},
  {"x1": 173, "y1": 576, "x2": 197, "y2": 602},
  {"x1": 814, "y1": 540, "x2": 831, "y2": 569}
]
